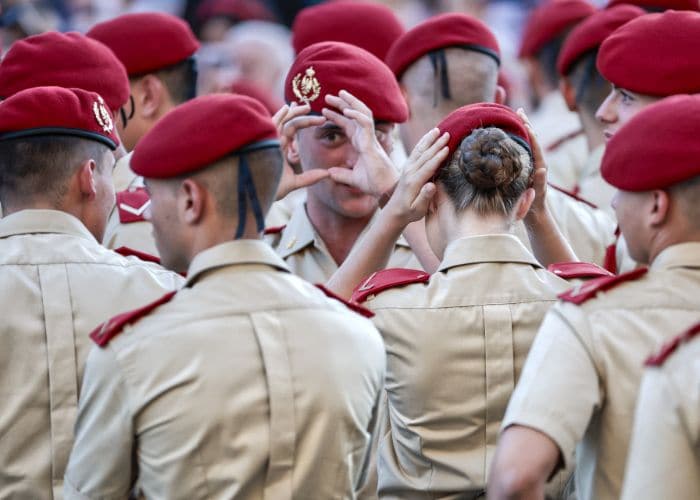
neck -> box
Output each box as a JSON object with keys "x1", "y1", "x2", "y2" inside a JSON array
[
  {"x1": 647, "y1": 229, "x2": 700, "y2": 265},
  {"x1": 579, "y1": 110, "x2": 604, "y2": 152},
  {"x1": 305, "y1": 196, "x2": 373, "y2": 266},
  {"x1": 443, "y1": 205, "x2": 513, "y2": 245}
]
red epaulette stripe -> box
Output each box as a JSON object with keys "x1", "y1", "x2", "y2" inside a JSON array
[
  {"x1": 548, "y1": 261, "x2": 613, "y2": 280},
  {"x1": 351, "y1": 268, "x2": 430, "y2": 304},
  {"x1": 545, "y1": 128, "x2": 584, "y2": 152},
  {"x1": 264, "y1": 225, "x2": 286, "y2": 235},
  {"x1": 559, "y1": 267, "x2": 647, "y2": 305},
  {"x1": 603, "y1": 227, "x2": 622, "y2": 274},
  {"x1": 315, "y1": 284, "x2": 374, "y2": 319},
  {"x1": 548, "y1": 182, "x2": 598, "y2": 209},
  {"x1": 115, "y1": 246, "x2": 161, "y2": 265},
  {"x1": 646, "y1": 322, "x2": 700, "y2": 367}
]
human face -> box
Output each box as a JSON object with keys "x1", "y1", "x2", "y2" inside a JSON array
[
  {"x1": 611, "y1": 189, "x2": 653, "y2": 265},
  {"x1": 296, "y1": 120, "x2": 394, "y2": 219},
  {"x1": 143, "y1": 178, "x2": 189, "y2": 272},
  {"x1": 596, "y1": 86, "x2": 661, "y2": 142}
]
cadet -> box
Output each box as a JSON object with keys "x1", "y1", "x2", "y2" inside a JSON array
[
  {"x1": 64, "y1": 94, "x2": 386, "y2": 499},
  {"x1": 489, "y1": 95, "x2": 700, "y2": 500},
  {"x1": 621, "y1": 321, "x2": 700, "y2": 500},
  {"x1": 87, "y1": 12, "x2": 200, "y2": 255},
  {"x1": 0, "y1": 87, "x2": 182, "y2": 499}
]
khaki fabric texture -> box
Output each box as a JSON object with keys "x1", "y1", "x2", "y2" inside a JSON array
[
  {"x1": 0, "y1": 210, "x2": 182, "y2": 499},
  {"x1": 64, "y1": 240, "x2": 385, "y2": 500},
  {"x1": 363, "y1": 234, "x2": 570, "y2": 499},
  {"x1": 576, "y1": 145, "x2": 616, "y2": 217},
  {"x1": 503, "y1": 242, "x2": 700, "y2": 500}
]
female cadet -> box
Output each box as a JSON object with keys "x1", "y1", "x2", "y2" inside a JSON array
[{"x1": 338, "y1": 103, "x2": 579, "y2": 499}]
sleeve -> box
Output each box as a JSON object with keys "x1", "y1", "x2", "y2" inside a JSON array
[
  {"x1": 64, "y1": 346, "x2": 136, "y2": 499},
  {"x1": 356, "y1": 389, "x2": 391, "y2": 500},
  {"x1": 501, "y1": 304, "x2": 602, "y2": 471},
  {"x1": 620, "y1": 368, "x2": 700, "y2": 500}
]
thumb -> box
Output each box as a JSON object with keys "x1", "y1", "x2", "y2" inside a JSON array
[{"x1": 409, "y1": 183, "x2": 436, "y2": 218}]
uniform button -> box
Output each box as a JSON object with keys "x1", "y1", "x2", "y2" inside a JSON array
[{"x1": 286, "y1": 237, "x2": 297, "y2": 249}]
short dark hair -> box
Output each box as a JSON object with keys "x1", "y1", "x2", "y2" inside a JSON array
[
  {"x1": 0, "y1": 136, "x2": 111, "y2": 207},
  {"x1": 567, "y1": 50, "x2": 611, "y2": 118},
  {"x1": 133, "y1": 57, "x2": 198, "y2": 105},
  {"x1": 535, "y1": 30, "x2": 570, "y2": 89}
]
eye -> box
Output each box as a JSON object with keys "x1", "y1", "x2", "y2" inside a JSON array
[
  {"x1": 320, "y1": 129, "x2": 345, "y2": 146},
  {"x1": 619, "y1": 90, "x2": 634, "y2": 105}
]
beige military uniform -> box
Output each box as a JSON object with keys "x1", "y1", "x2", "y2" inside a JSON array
[
  {"x1": 621, "y1": 330, "x2": 700, "y2": 500},
  {"x1": 361, "y1": 234, "x2": 570, "y2": 498},
  {"x1": 265, "y1": 188, "x2": 306, "y2": 230},
  {"x1": 64, "y1": 240, "x2": 386, "y2": 500},
  {"x1": 102, "y1": 152, "x2": 159, "y2": 255},
  {"x1": 275, "y1": 202, "x2": 422, "y2": 284},
  {"x1": 0, "y1": 210, "x2": 182, "y2": 500},
  {"x1": 577, "y1": 145, "x2": 616, "y2": 217},
  {"x1": 502, "y1": 242, "x2": 700, "y2": 500}
]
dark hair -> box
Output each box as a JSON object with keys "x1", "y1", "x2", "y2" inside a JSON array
[
  {"x1": 134, "y1": 57, "x2": 198, "y2": 105},
  {"x1": 535, "y1": 30, "x2": 570, "y2": 89},
  {"x1": 437, "y1": 127, "x2": 532, "y2": 216},
  {"x1": 567, "y1": 50, "x2": 611, "y2": 117}
]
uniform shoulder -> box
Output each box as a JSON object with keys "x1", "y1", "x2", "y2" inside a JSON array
[
  {"x1": 558, "y1": 267, "x2": 648, "y2": 305},
  {"x1": 116, "y1": 187, "x2": 150, "y2": 224},
  {"x1": 114, "y1": 246, "x2": 161, "y2": 265},
  {"x1": 263, "y1": 224, "x2": 286, "y2": 235},
  {"x1": 548, "y1": 261, "x2": 613, "y2": 280},
  {"x1": 351, "y1": 268, "x2": 430, "y2": 304},
  {"x1": 89, "y1": 291, "x2": 177, "y2": 347},
  {"x1": 315, "y1": 284, "x2": 374, "y2": 318},
  {"x1": 646, "y1": 322, "x2": 700, "y2": 367}
]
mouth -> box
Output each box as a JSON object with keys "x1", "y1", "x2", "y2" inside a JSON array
[{"x1": 603, "y1": 130, "x2": 615, "y2": 142}]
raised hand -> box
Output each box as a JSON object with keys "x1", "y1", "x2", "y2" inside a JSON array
[{"x1": 517, "y1": 108, "x2": 548, "y2": 219}]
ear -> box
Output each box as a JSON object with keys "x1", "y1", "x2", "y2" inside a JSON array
[
  {"x1": 135, "y1": 74, "x2": 167, "y2": 119},
  {"x1": 649, "y1": 189, "x2": 671, "y2": 227},
  {"x1": 559, "y1": 77, "x2": 578, "y2": 112},
  {"x1": 515, "y1": 187, "x2": 536, "y2": 221},
  {"x1": 286, "y1": 134, "x2": 302, "y2": 169},
  {"x1": 399, "y1": 82, "x2": 412, "y2": 118},
  {"x1": 77, "y1": 159, "x2": 98, "y2": 200},
  {"x1": 178, "y1": 178, "x2": 207, "y2": 225},
  {"x1": 494, "y1": 85, "x2": 506, "y2": 105}
]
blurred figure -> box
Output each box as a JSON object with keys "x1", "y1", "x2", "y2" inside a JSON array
[{"x1": 196, "y1": 0, "x2": 276, "y2": 42}]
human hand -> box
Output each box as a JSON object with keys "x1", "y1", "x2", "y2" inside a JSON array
[{"x1": 517, "y1": 108, "x2": 548, "y2": 220}]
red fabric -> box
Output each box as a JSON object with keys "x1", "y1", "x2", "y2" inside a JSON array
[
  {"x1": 131, "y1": 94, "x2": 277, "y2": 178},
  {"x1": 602, "y1": 95, "x2": 700, "y2": 190},
  {"x1": 597, "y1": 10, "x2": 700, "y2": 96},
  {"x1": 285, "y1": 41, "x2": 407, "y2": 123},
  {"x1": 263, "y1": 225, "x2": 286, "y2": 235},
  {"x1": 87, "y1": 13, "x2": 200, "y2": 76},
  {"x1": 436, "y1": 103, "x2": 530, "y2": 167},
  {"x1": 197, "y1": 0, "x2": 276, "y2": 23},
  {"x1": 547, "y1": 262, "x2": 613, "y2": 279},
  {"x1": 230, "y1": 79, "x2": 283, "y2": 116},
  {"x1": 646, "y1": 322, "x2": 700, "y2": 367},
  {"x1": 548, "y1": 182, "x2": 597, "y2": 209},
  {"x1": 519, "y1": 0, "x2": 595, "y2": 58},
  {"x1": 557, "y1": 4, "x2": 645, "y2": 76},
  {"x1": 315, "y1": 284, "x2": 375, "y2": 319},
  {"x1": 559, "y1": 267, "x2": 647, "y2": 305},
  {"x1": 0, "y1": 31, "x2": 129, "y2": 112},
  {"x1": 292, "y1": 0, "x2": 404, "y2": 60},
  {"x1": 116, "y1": 188, "x2": 151, "y2": 224},
  {"x1": 352, "y1": 268, "x2": 430, "y2": 304},
  {"x1": 385, "y1": 13, "x2": 500, "y2": 80},
  {"x1": 0, "y1": 86, "x2": 119, "y2": 150},
  {"x1": 607, "y1": 0, "x2": 700, "y2": 10},
  {"x1": 90, "y1": 291, "x2": 177, "y2": 347},
  {"x1": 114, "y1": 246, "x2": 161, "y2": 265}
]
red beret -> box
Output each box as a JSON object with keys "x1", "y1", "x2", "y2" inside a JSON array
[
  {"x1": 131, "y1": 94, "x2": 278, "y2": 178},
  {"x1": 557, "y1": 4, "x2": 645, "y2": 76},
  {"x1": 437, "y1": 103, "x2": 530, "y2": 167},
  {"x1": 0, "y1": 86, "x2": 119, "y2": 150},
  {"x1": 519, "y1": 0, "x2": 596, "y2": 58},
  {"x1": 0, "y1": 31, "x2": 129, "y2": 112},
  {"x1": 197, "y1": 0, "x2": 276, "y2": 24},
  {"x1": 230, "y1": 79, "x2": 283, "y2": 116},
  {"x1": 285, "y1": 41, "x2": 408, "y2": 123},
  {"x1": 385, "y1": 13, "x2": 500, "y2": 80},
  {"x1": 602, "y1": 95, "x2": 700, "y2": 190},
  {"x1": 292, "y1": 0, "x2": 405, "y2": 60},
  {"x1": 87, "y1": 13, "x2": 200, "y2": 76},
  {"x1": 606, "y1": 0, "x2": 700, "y2": 10},
  {"x1": 597, "y1": 10, "x2": 700, "y2": 96}
]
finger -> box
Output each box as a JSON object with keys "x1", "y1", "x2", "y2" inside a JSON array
[
  {"x1": 405, "y1": 131, "x2": 449, "y2": 175},
  {"x1": 407, "y1": 128, "x2": 441, "y2": 163},
  {"x1": 272, "y1": 104, "x2": 290, "y2": 128},
  {"x1": 409, "y1": 183, "x2": 437, "y2": 216},
  {"x1": 413, "y1": 146, "x2": 450, "y2": 184},
  {"x1": 293, "y1": 169, "x2": 330, "y2": 190},
  {"x1": 281, "y1": 114, "x2": 326, "y2": 138},
  {"x1": 338, "y1": 90, "x2": 373, "y2": 117},
  {"x1": 322, "y1": 107, "x2": 353, "y2": 129},
  {"x1": 325, "y1": 94, "x2": 352, "y2": 113},
  {"x1": 326, "y1": 167, "x2": 356, "y2": 187},
  {"x1": 343, "y1": 108, "x2": 374, "y2": 130}
]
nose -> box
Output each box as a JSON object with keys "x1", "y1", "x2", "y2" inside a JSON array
[
  {"x1": 344, "y1": 146, "x2": 359, "y2": 169},
  {"x1": 596, "y1": 90, "x2": 617, "y2": 125}
]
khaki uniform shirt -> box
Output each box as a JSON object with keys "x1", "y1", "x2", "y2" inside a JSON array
[
  {"x1": 265, "y1": 188, "x2": 306, "y2": 230},
  {"x1": 621, "y1": 333, "x2": 700, "y2": 500},
  {"x1": 102, "y1": 152, "x2": 159, "y2": 255},
  {"x1": 502, "y1": 242, "x2": 700, "y2": 500},
  {"x1": 577, "y1": 145, "x2": 616, "y2": 217},
  {"x1": 363, "y1": 234, "x2": 570, "y2": 499},
  {"x1": 275, "y1": 203, "x2": 422, "y2": 284},
  {"x1": 64, "y1": 240, "x2": 386, "y2": 500},
  {"x1": 0, "y1": 210, "x2": 182, "y2": 500}
]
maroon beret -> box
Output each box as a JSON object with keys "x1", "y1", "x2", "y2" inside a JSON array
[
  {"x1": 0, "y1": 32, "x2": 129, "y2": 112},
  {"x1": 597, "y1": 10, "x2": 700, "y2": 96},
  {"x1": 519, "y1": 0, "x2": 596, "y2": 58},
  {"x1": 606, "y1": 0, "x2": 700, "y2": 10},
  {"x1": 437, "y1": 103, "x2": 530, "y2": 167},
  {"x1": 292, "y1": 0, "x2": 405, "y2": 60},
  {"x1": 601, "y1": 95, "x2": 700, "y2": 190},
  {"x1": 197, "y1": 0, "x2": 276, "y2": 24},
  {"x1": 87, "y1": 13, "x2": 200, "y2": 76},
  {"x1": 285, "y1": 41, "x2": 408, "y2": 123},
  {"x1": 230, "y1": 79, "x2": 283, "y2": 116},
  {"x1": 385, "y1": 13, "x2": 500, "y2": 80},
  {"x1": 131, "y1": 94, "x2": 278, "y2": 178},
  {"x1": 557, "y1": 4, "x2": 645, "y2": 76},
  {"x1": 0, "y1": 86, "x2": 119, "y2": 150}
]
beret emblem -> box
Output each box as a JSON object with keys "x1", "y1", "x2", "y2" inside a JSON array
[
  {"x1": 292, "y1": 66, "x2": 321, "y2": 105},
  {"x1": 93, "y1": 96, "x2": 114, "y2": 133}
]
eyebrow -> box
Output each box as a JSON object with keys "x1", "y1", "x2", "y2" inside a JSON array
[{"x1": 317, "y1": 123, "x2": 343, "y2": 131}]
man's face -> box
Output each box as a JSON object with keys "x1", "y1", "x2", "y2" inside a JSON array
[
  {"x1": 144, "y1": 178, "x2": 189, "y2": 272},
  {"x1": 611, "y1": 189, "x2": 653, "y2": 265},
  {"x1": 296, "y1": 120, "x2": 394, "y2": 219},
  {"x1": 596, "y1": 86, "x2": 661, "y2": 142}
]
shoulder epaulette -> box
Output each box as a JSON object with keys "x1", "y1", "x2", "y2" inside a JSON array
[
  {"x1": 90, "y1": 291, "x2": 177, "y2": 347},
  {"x1": 315, "y1": 284, "x2": 374, "y2": 319},
  {"x1": 115, "y1": 246, "x2": 161, "y2": 265},
  {"x1": 548, "y1": 182, "x2": 597, "y2": 209},
  {"x1": 603, "y1": 227, "x2": 622, "y2": 274},
  {"x1": 548, "y1": 262, "x2": 613, "y2": 280},
  {"x1": 558, "y1": 267, "x2": 648, "y2": 305},
  {"x1": 351, "y1": 268, "x2": 430, "y2": 304},
  {"x1": 117, "y1": 188, "x2": 150, "y2": 224},
  {"x1": 545, "y1": 128, "x2": 583, "y2": 153},
  {"x1": 264, "y1": 225, "x2": 286, "y2": 235},
  {"x1": 646, "y1": 322, "x2": 700, "y2": 367}
]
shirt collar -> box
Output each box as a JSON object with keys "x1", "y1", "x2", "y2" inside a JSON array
[
  {"x1": 0, "y1": 209, "x2": 98, "y2": 243},
  {"x1": 650, "y1": 242, "x2": 700, "y2": 272},
  {"x1": 437, "y1": 233, "x2": 542, "y2": 273},
  {"x1": 185, "y1": 239, "x2": 290, "y2": 287}
]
